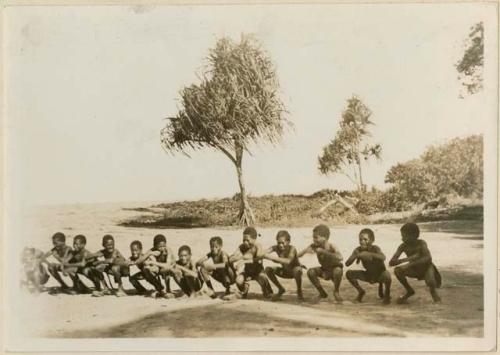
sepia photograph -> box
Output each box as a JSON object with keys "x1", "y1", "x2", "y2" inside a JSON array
[{"x1": 2, "y1": 1, "x2": 498, "y2": 352}]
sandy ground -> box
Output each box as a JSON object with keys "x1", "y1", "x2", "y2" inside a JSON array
[{"x1": 7, "y1": 203, "x2": 484, "y2": 338}]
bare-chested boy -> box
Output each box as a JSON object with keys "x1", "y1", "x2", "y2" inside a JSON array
[
  {"x1": 90, "y1": 234, "x2": 130, "y2": 297},
  {"x1": 126, "y1": 240, "x2": 154, "y2": 296},
  {"x1": 62, "y1": 235, "x2": 99, "y2": 294},
  {"x1": 196, "y1": 236, "x2": 236, "y2": 298},
  {"x1": 139, "y1": 234, "x2": 177, "y2": 299},
  {"x1": 173, "y1": 245, "x2": 203, "y2": 298},
  {"x1": 389, "y1": 222, "x2": 442, "y2": 304},
  {"x1": 21, "y1": 247, "x2": 50, "y2": 293},
  {"x1": 345, "y1": 228, "x2": 391, "y2": 304},
  {"x1": 42, "y1": 232, "x2": 73, "y2": 292},
  {"x1": 298, "y1": 224, "x2": 343, "y2": 302},
  {"x1": 263, "y1": 230, "x2": 304, "y2": 301},
  {"x1": 229, "y1": 227, "x2": 272, "y2": 299}
]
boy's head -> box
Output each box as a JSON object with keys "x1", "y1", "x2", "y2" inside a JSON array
[
  {"x1": 242, "y1": 226, "x2": 258, "y2": 248},
  {"x1": 276, "y1": 230, "x2": 291, "y2": 251},
  {"x1": 209, "y1": 236, "x2": 223, "y2": 255},
  {"x1": 102, "y1": 234, "x2": 115, "y2": 252},
  {"x1": 73, "y1": 235, "x2": 87, "y2": 251},
  {"x1": 358, "y1": 228, "x2": 375, "y2": 249},
  {"x1": 400, "y1": 223, "x2": 420, "y2": 243},
  {"x1": 312, "y1": 224, "x2": 330, "y2": 246},
  {"x1": 130, "y1": 240, "x2": 143, "y2": 258},
  {"x1": 52, "y1": 232, "x2": 66, "y2": 248},
  {"x1": 153, "y1": 234, "x2": 167, "y2": 252},
  {"x1": 178, "y1": 245, "x2": 191, "y2": 265}
]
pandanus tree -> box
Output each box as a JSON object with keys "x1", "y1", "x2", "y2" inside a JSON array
[
  {"x1": 161, "y1": 35, "x2": 288, "y2": 226},
  {"x1": 318, "y1": 96, "x2": 381, "y2": 195}
]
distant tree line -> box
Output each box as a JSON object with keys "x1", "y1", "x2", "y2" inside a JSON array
[{"x1": 357, "y1": 135, "x2": 483, "y2": 214}]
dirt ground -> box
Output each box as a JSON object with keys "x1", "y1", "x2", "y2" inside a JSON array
[{"x1": 9, "y1": 203, "x2": 484, "y2": 338}]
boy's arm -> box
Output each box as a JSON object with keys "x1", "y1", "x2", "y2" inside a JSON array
[
  {"x1": 113, "y1": 250, "x2": 129, "y2": 266},
  {"x1": 407, "y1": 241, "x2": 432, "y2": 267},
  {"x1": 316, "y1": 243, "x2": 343, "y2": 263},
  {"x1": 211, "y1": 253, "x2": 231, "y2": 269},
  {"x1": 166, "y1": 247, "x2": 176, "y2": 265},
  {"x1": 359, "y1": 246, "x2": 386, "y2": 262},
  {"x1": 134, "y1": 250, "x2": 154, "y2": 264},
  {"x1": 265, "y1": 246, "x2": 296, "y2": 266},
  {"x1": 389, "y1": 245, "x2": 406, "y2": 266},
  {"x1": 173, "y1": 263, "x2": 198, "y2": 278},
  {"x1": 297, "y1": 245, "x2": 313, "y2": 258},
  {"x1": 229, "y1": 248, "x2": 243, "y2": 263},
  {"x1": 195, "y1": 255, "x2": 209, "y2": 268},
  {"x1": 345, "y1": 248, "x2": 360, "y2": 267}
]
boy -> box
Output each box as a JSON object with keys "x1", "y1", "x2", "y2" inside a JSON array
[
  {"x1": 90, "y1": 234, "x2": 129, "y2": 297},
  {"x1": 229, "y1": 227, "x2": 272, "y2": 299},
  {"x1": 196, "y1": 236, "x2": 236, "y2": 298},
  {"x1": 127, "y1": 240, "x2": 153, "y2": 296},
  {"x1": 43, "y1": 232, "x2": 73, "y2": 292},
  {"x1": 389, "y1": 222, "x2": 442, "y2": 304},
  {"x1": 21, "y1": 247, "x2": 50, "y2": 293},
  {"x1": 140, "y1": 234, "x2": 176, "y2": 299},
  {"x1": 298, "y1": 224, "x2": 343, "y2": 302},
  {"x1": 263, "y1": 230, "x2": 304, "y2": 301},
  {"x1": 173, "y1": 245, "x2": 203, "y2": 297},
  {"x1": 345, "y1": 228, "x2": 391, "y2": 304},
  {"x1": 62, "y1": 235, "x2": 99, "y2": 294}
]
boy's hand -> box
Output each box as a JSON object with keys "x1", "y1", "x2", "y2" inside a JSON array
[
  {"x1": 151, "y1": 250, "x2": 161, "y2": 257},
  {"x1": 203, "y1": 262, "x2": 216, "y2": 272},
  {"x1": 315, "y1": 247, "x2": 325, "y2": 255},
  {"x1": 358, "y1": 251, "x2": 372, "y2": 261}
]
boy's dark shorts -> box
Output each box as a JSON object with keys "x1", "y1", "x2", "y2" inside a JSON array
[
  {"x1": 211, "y1": 268, "x2": 235, "y2": 284},
  {"x1": 272, "y1": 265, "x2": 303, "y2": 279},
  {"x1": 313, "y1": 264, "x2": 343, "y2": 280},
  {"x1": 242, "y1": 264, "x2": 264, "y2": 281},
  {"x1": 404, "y1": 263, "x2": 441, "y2": 287},
  {"x1": 364, "y1": 269, "x2": 386, "y2": 284}
]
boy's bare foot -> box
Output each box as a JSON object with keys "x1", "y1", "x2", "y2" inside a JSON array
[
  {"x1": 177, "y1": 294, "x2": 189, "y2": 300},
  {"x1": 396, "y1": 290, "x2": 415, "y2": 304},
  {"x1": 67, "y1": 288, "x2": 79, "y2": 295},
  {"x1": 333, "y1": 291, "x2": 343, "y2": 303},
  {"x1": 102, "y1": 288, "x2": 113, "y2": 296},
  {"x1": 430, "y1": 289, "x2": 441, "y2": 303},
  {"x1": 222, "y1": 293, "x2": 237, "y2": 301},
  {"x1": 115, "y1": 288, "x2": 127, "y2": 297},
  {"x1": 164, "y1": 292, "x2": 176, "y2": 299},
  {"x1": 92, "y1": 290, "x2": 105, "y2": 297},
  {"x1": 297, "y1": 292, "x2": 305, "y2": 302},
  {"x1": 382, "y1": 296, "x2": 391, "y2": 305},
  {"x1": 355, "y1": 289, "x2": 366, "y2": 303}
]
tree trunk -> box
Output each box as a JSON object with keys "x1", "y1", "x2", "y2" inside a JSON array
[
  {"x1": 356, "y1": 157, "x2": 365, "y2": 194},
  {"x1": 234, "y1": 144, "x2": 255, "y2": 226}
]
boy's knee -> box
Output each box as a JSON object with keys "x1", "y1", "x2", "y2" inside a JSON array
[
  {"x1": 394, "y1": 266, "x2": 404, "y2": 276},
  {"x1": 236, "y1": 275, "x2": 244, "y2": 285},
  {"x1": 381, "y1": 270, "x2": 392, "y2": 282},
  {"x1": 345, "y1": 270, "x2": 355, "y2": 280},
  {"x1": 332, "y1": 267, "x2": 343, "y2": 278},
  {"x1": 111, "y1": 265, "x2": 121, "y2": 274},
  {"x1": 307, "y1": 268, "x2": 317, "y2": 280},
  {"x1": 293, "y1": 266, "x2": 302, "y2": 277}
]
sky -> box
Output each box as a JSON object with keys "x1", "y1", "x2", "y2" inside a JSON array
[{"x1": 4, "y1": 3, "x2": 498, "y2": 206}]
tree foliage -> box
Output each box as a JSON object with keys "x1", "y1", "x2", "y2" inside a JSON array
[
  {"x1": 318, "y1": 96, "x2": 381, "y2": 193},
  {"x1": 161, "y1": 35, "x2": 289, "y2": 226},
  {"x1": 383, "y1": 135, "x2": 483, "y2": 210},
  {"x1": 456, "y1": 22, "x2": 484, "y2": 97}
]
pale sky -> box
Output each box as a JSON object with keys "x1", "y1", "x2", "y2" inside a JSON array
[{"x1": 4, "y1": 3, "x2": 498, "y2": 206}]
